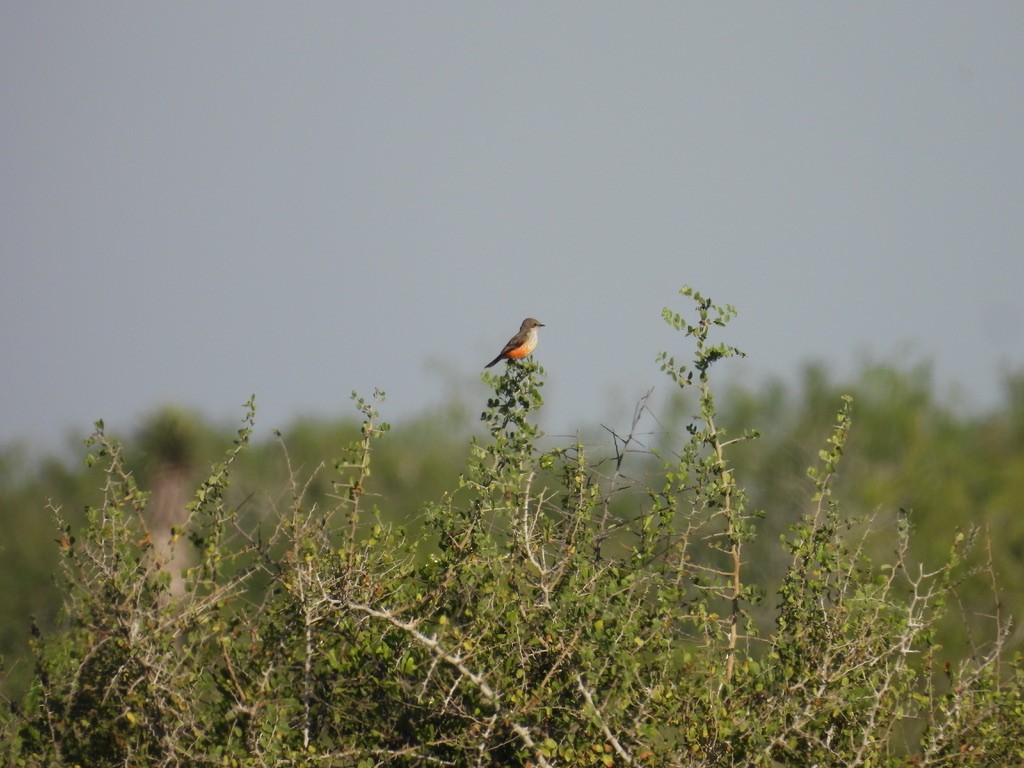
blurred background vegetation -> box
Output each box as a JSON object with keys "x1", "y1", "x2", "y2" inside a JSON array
[{"x1": 2, "y1": 360, "x2": 1022, "y2": 702}]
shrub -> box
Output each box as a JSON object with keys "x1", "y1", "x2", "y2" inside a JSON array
[{"x1": 5, "y1": 287, "x2": 1021, "y2": 766}]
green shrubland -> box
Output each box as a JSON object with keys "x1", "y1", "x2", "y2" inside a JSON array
[{"x1": 2, "y1": 287, "x2": 1021, "y2": 766}]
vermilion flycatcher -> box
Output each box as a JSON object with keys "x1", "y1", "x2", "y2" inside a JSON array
[{"x1": 485, "y1": 318, "x2": 545, "y2": 368}]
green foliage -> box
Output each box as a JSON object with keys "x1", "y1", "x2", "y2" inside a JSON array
[{"x1": 2, "y1": 286, "x2": 1022, "y2": 765}]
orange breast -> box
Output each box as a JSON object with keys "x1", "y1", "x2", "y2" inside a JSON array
[{"x1": 506, "y1": 334, "x2": 538, "y2": 359}]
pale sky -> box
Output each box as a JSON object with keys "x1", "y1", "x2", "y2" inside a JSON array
[{"x1": 3, "y1": 4, "x2": 1023, "y2": 452}]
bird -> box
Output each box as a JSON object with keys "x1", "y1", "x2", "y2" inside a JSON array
[{"x1": 485, "y1": 318, "x2": 545, "y2": 368}]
